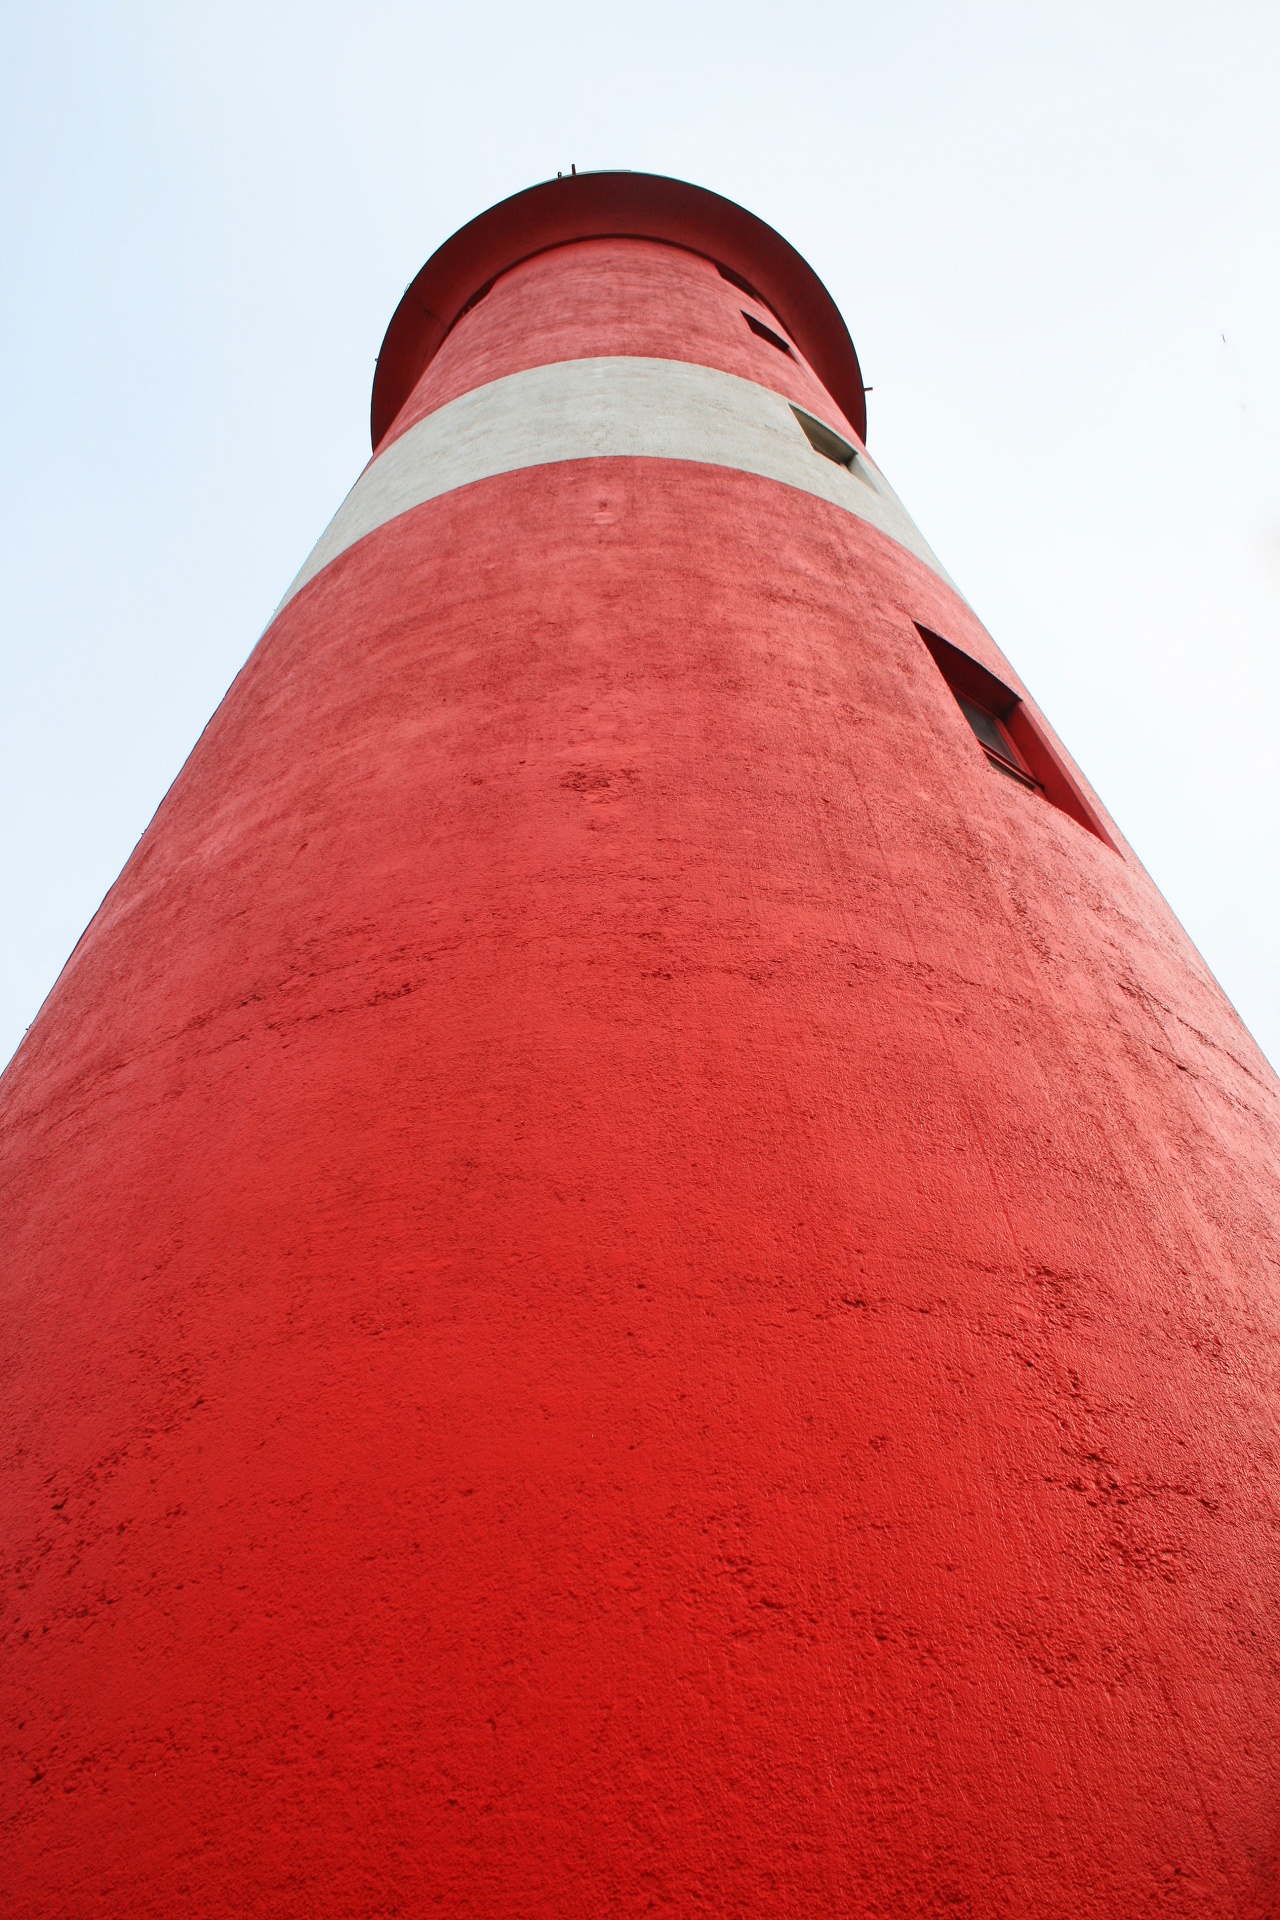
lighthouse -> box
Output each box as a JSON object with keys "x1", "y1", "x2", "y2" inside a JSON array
[{"x1": 4, "y1": 171, "x2": 1280, "y2": 1916}]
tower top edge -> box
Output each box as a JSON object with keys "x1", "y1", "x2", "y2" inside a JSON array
[{"x1": 370, "y1": 172, "x2": 868, "y2": 453}]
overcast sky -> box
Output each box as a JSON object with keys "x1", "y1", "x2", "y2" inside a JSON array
[{"x1": 2, "y1": 1, "x2": 1278, "y2": 1071}]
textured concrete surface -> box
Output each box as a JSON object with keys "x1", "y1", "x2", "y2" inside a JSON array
[
  {"x1": 4, "y1": 205, "x2": 1280, "y2": 1918},
  {"x1": 281, "y1": 355, "x2": 951, "y2": 613},
  {"x1": 380, "y1": 235, "x2": 864, "y2": 451},
  {"x1": 371, "y1": 204, "x2": 868, "y2": 451}
]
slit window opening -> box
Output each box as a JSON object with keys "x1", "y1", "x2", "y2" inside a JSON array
[
  {"x1": 790, "y1": 405, "x2": 854, "y2": 467},
  {"x1": 912, "y1": 623, "x2": 1118, "y2": 850},
  {"x1": 717, "y1": 260, "x2": 767, "y2": 305},
  {"x1": 742, "y1": 311, "x2": 795, "y2": 356},
  {"x1": 458, "y1": 277, "x2": 494, "y2": 316},
  {"x1": 789, "y1": 406, "x2": 878, "y2": 490},
  {"x1": 441, "y1": 274, "x2": 498, "y2": 350},
  {"x1": 954, "y1": 694, "x2": 1036, "y2": 785}
]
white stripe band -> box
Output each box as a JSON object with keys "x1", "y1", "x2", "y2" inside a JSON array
[{"x1": 279, "y1": 357, "x2": 955, "y2": 612}]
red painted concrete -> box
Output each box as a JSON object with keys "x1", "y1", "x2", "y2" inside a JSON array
[
  {"x1": 382, "y1": 236, "x2": 863, "y2": 452},
  {"x1": 371, "y1": 171, "x2": 867, "y2": 450},
  {"x1": 4, "y1": 186, "x2": 1280, "y2": 1919}
]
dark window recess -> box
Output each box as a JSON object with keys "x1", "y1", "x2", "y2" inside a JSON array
[
  {"x1": 717, "y1": 263, "x2": 795, "y2": 346},
  {"x1": 954, "y1": 693, "x2": 1036, "y2": 786},
  {"x1": 742, "y1": 310, "x2": 794, "y2": 356},
  {"x1": 914, "y1": 624, "x2": 1117, "y2": 849},
  {"x1": 438, "y1": 273, "x2": 499, "y2": 352},
  {"x1": 790, "y1": 406, "x2": 879, "y2": 490},
  {"x1": 717, "y1": 260, "x2": 767, "y2": 305},
  {"x1": 791, "y1": 405, "x2": 853, "y2": 466},
  {"x1": 456, "y1": 275, "x2": 497, "y2": 321}
]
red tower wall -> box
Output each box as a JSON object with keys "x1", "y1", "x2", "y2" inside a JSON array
[
  {"x1": 3, "y1": 175, "x2": 1280, "y2": 1918},
  {"x1": 382, "y1": 237, "x2": 864, "y2": 447}
]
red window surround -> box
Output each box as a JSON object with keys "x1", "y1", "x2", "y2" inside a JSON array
[{"x1": 914, "y1": 624, "x2": 1117, "y2": 851}]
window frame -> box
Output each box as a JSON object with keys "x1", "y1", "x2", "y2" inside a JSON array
[
  {"x1": 789, "y1": 406, "x2": 880, "y2": 491},
  {"x1": 914, "y1": 624, "x2": 1118, "y2": 850},
  {"x1": 741, "y1": 310, "x2": 795, "y2": 357},
  {"x1": 952, "y1": 691, "x2": 1038, "y2": 787}
]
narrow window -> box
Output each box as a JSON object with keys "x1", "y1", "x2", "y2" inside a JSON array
[
  {"x1": 914, "y1": 624, "x2": 1117, "y2": 849},
  {"x1": 456, "y1": 275, "x2": 496, "y2": 320},
  {"x1": 742, "y1": 311, "x2": 794, "y2": 357},
  {"x1": 717, "y1": 260, "x2": 767, "y2": 305},
  {"x1": 791, "y1": 405, "x2": 854, "y2": 468},
  {"x1": 952, "y1": 692, "x2": 1037, "y2": 787},
  {"x1": 790, "y1": 406, "x2": 879, "y2": 490}
]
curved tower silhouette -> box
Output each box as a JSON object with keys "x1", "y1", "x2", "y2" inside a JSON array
[{"x1": 4, "y1": 174, "x2": 1280, "y2": 1918}]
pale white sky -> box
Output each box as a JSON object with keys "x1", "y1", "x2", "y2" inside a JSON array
[{"x1": 2, "y1": 2, "x2": 1278, "y2": 1068}]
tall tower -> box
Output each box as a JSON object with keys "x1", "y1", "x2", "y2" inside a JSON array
[{"x1": 4, "y1": 174, "x2": 1280, "y2": 1918}]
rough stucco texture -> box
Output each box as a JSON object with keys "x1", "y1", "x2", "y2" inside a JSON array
[
  {"x1": 4, "y1": 237, "x2": 1280, "y2": 1920},
  {"x1": 280, "y1": 357, "x2": 947, "y2": 614},
  {"x1": 381, "y1": 236, "x2": 864, "y2": 450}
]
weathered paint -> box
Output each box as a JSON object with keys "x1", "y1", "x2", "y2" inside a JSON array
[
  {"x1": 377, "y1": 235, "x2": 864, "y2": 453},
  {"x1": 3, "y1": 176, "x2": 1280, "y2": 1920},
  {"x1": 282, "y1": 355, "x2": 950, "y2": 613},
  {"x1": 370, "y1": 181, "x2": 869, "y2": 449}
]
